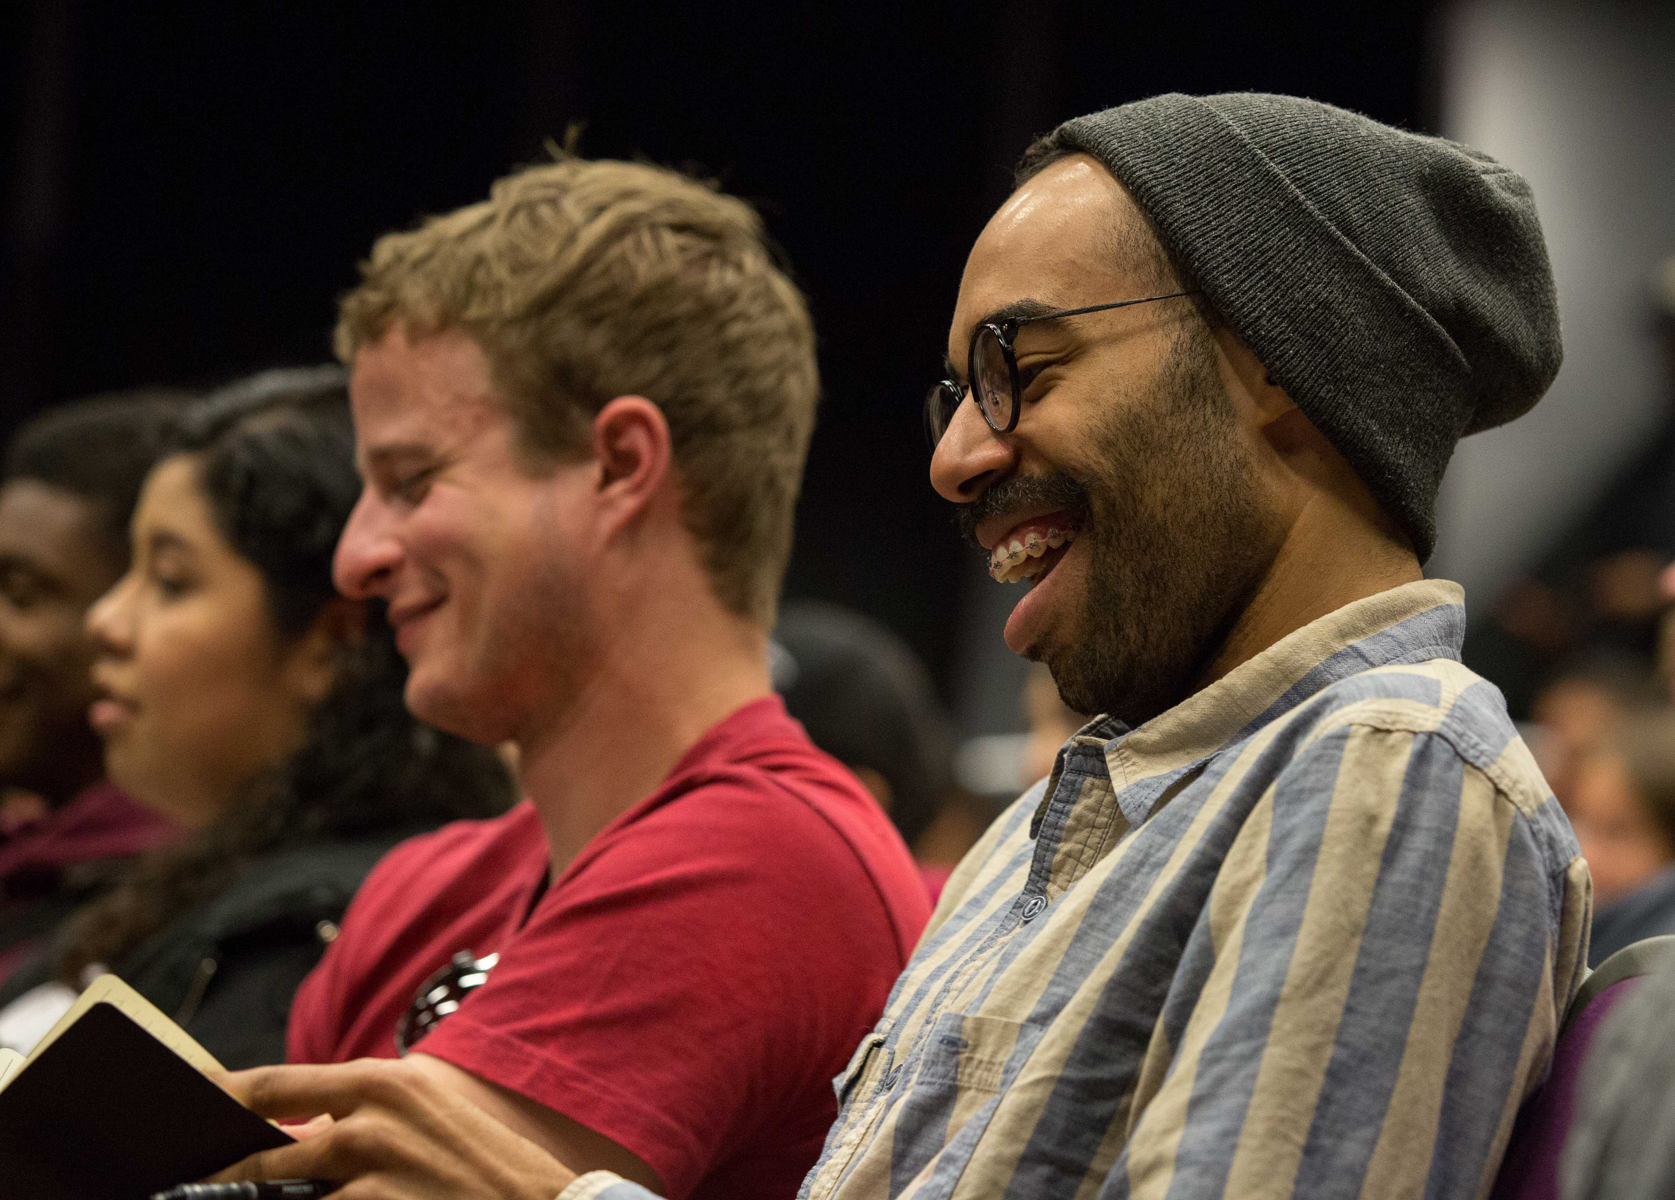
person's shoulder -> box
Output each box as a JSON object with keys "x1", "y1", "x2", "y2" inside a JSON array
[
  {"x1": 638, "y1": 751, "x2": 883, "y2": 870},
  {"x1": 1284, "y1": 658, "x2": 1552, "y2": 813},
  {"x1": 612, "y1": 711, "x2": 930, "y2": 947},
  {"x1": 656, "y1": 704, "x2": 891, "y2": 839},
  {"x1": 353, "y1": 801, "x2": 543, "y2": 900},
  {"x1": 1294, "y1": 655, "x2": 1495, "y2": 725},
  {"x1": 373, "y1": 799, "x2": 539, "y2": 866},
  {"x1": 194, "y1": 835, "x2": 413, "y2": 939},
  {"x1": 1555, "y1": 956, "x2": 1675, "y2": 1197},
  {"x1": 673, "y1": 757, "x2": 914, "y2": 894}
]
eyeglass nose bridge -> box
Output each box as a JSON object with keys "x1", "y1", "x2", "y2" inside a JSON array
[{"x1": 924, "y1": 379, "x2": 966, "y2": 450}]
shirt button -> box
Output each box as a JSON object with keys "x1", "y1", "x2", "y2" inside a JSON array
[{"x1": 1021, "y1": 894, "x2": 1048, "y2": 920}]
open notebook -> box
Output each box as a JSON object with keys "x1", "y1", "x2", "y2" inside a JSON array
[{"x1": 0, "y1": 974, "x2": 292, "y2": 1200}]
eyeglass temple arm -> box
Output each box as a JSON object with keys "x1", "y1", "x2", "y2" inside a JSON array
[{"x1": 1012, "y1": 289, "x2": 1202, "y2": 329}]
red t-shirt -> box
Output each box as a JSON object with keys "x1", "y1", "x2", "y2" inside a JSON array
[{"x1": 288, "y1": 696, "x2": 929, "y2": 1200}]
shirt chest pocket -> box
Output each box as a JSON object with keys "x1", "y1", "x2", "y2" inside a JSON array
[
  {"x1": 914, "y1": 1011, "x2": 1026, "y2": 1095},
  {"x1": 868, "y1": 1011, "x2": 1038, "y2": 1195}
]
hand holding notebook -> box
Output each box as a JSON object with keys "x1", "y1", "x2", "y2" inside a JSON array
[{"x1": 0, "y1": 975, "x2": 297, "y2": 1200}]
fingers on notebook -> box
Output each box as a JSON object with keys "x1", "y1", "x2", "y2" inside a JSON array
[
  {"x1": 224, "y1": 1060, "x2": 411, "y2": 1121},
  {"x1": 209, "y1": 1059, "x2": 576, "y2": 1200},
  {"x1": 279, "y1": 1113, "x2": 336, "y2": 1139}
]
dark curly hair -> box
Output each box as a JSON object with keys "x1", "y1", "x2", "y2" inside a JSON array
[{"x1": 58, "y1": 367, "x2": 514, "y2": 983}]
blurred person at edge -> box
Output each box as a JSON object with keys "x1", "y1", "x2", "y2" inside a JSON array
[
  {"x1": 1478, "y1": 254, "x2": 1675, "y2": 716},
  {"x1": 1022, "y1": 659, "x2": 1087, "y2": 783},
  {"x1": 0, "y1": 369, "x2": 513, "y2": 1066},
  {"x1": 213, "y1": 94, "x2": 1582, "y2": 1200},
  {"x1": 0, "y1": 393, "x2": 187, "y2": 985},
  {"x1": 771, "y1": 600, "x2": 963, "y2": 899},
  {"x1": 1527, "y1": 651, "x2": 1661, "y2": 814},
  {"x1": 218, "y1": 156, "x2": 928, "y2": 1200},
  {"x1": 1570, "y1": 709, "x2": 1675, "y2": 965}
]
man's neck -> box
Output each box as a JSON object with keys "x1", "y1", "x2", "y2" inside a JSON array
[
  {"x1": 1200, "y1": 491, "x2": 1423, "y2": 690},
  {"x1": 515, "y1": 585, "x2": 772, "y2": 876}
]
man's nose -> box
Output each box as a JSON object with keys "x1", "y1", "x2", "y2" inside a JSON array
[
  {"x1": 333, "y1": 489, "x2": 403, "y2": 599},
  {"x1": 929, "y1": 390, "x2": 1016, "y2": 504}
]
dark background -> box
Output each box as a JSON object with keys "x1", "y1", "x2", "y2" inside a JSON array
[{"x1": 0, "y1": 1, "x2": 1439, "y2": 704}]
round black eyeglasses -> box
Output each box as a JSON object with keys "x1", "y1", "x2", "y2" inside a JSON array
[{"x1": 924, "y1": 290, "x2": 1201, "y2": 447}]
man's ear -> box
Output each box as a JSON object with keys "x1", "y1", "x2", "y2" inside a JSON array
[
  {"x1": 283, "y1": 596, "x2": 367, "y2": 708},
  {"x1": 1217, "y1": 332, "x2": 1352, "y2": 483},
  {"x1": 1214, "y1": 327, "x2": 1296, "y2": 432},
  {"x1": 589, "y1": 396, "x2": 672, "y2": 535}
]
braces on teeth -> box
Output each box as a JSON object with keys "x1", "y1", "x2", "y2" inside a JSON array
[{"x1": 988, "y1": 527, "x2": 1076, "y2": 583}]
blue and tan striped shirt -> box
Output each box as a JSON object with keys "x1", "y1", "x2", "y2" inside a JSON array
[{"x1": 565, "y1": 580, "x2": 1590, "y2": 1200}]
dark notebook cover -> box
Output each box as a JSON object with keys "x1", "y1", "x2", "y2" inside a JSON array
[{"x1": 0, "y1": 1000, "x2": 292, "y2": 1200}]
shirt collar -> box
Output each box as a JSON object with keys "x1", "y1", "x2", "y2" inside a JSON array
[{"x1": 1034, "y1": 580, "x2": 1467, "y2": 835}]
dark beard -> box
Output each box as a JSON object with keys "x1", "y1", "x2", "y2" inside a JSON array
[{"x1": 1032, "y1": 327, "x2": 1275, "y2": 724}]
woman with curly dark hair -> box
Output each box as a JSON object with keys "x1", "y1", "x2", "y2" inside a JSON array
[{"x1": 0, "y1": 367, "x2": 513, "y2": 1066}]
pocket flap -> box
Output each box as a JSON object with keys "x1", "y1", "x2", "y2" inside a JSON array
[
  {"x1": 915, "y1": 1011, "x2": 1026, "y2": 1094},
  {"x1": 833, "y1": 1018, "x2": 894, "y2": 1107}
]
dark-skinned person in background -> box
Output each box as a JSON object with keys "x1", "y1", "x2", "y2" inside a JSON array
[
  {"x1": 771, "y1": 600, "x2": 965, "y2": 900},
  {"x1": 0, "y1": 369, "x2": 513, "y2": 1066},
  {"x1": 210, "y1": 95, "x2": 1582, "y2": 1199},
  {"x1": 770, "y1": 607, "x2": 1087, "y2": 900},
  {"x1": 0, "y1": 393, "x2": 186, "y2": 985},
  {"x1": 213, "y1": 156, "x2": 927, "y2": 1200}
]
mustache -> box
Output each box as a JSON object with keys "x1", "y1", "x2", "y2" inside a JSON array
[{"x1": 955, "y1": 470, "x2": 1091, "y2": 551}]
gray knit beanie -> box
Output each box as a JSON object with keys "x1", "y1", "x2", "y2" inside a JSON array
[{"x1": 1031, "y1": 93, "x2": 1562, "y2": 560}]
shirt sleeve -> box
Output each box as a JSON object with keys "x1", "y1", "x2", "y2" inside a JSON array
[
  {"x1": 559, "y1": 1172, "x2": 660, "y2": 1200},
  {"x1": 1111, "y1": 720, "x2": 1588, "y2": 1200},
  {"x1": 416, "y1": 777, "x2": 906, "y2": 1200}
]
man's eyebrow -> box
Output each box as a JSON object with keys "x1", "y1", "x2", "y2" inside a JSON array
[
  {"x1": 947, "y1": 298, "x2": 1064, "y2": 381},
  {"x1": 974, "y1": 297, "x2": 1061, "y2": 329},
  {"x1": 361, "y1": 442, "x2": 436, "y2": 471}
]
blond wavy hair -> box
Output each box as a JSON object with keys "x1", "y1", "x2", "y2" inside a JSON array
[{"x1": 335, "y1": 155, "x2": 819, "y2": 625}]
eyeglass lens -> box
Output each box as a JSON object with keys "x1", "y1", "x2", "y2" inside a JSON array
[
  {"x1": 970, "y1": 324, "x2": 1017, "y2": 433},
  {"x1": 924, "y1": 323, "x2": 1019, "y2": 448},
  {"x1": 924, "y1": 381, "x2": 961, "y2": 446}
]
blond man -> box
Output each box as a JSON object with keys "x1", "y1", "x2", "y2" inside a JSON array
[{"x1": 220, "y1": 157, "x2": 929, "y2": 1200}]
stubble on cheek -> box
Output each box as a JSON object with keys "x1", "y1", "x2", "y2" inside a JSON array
[{"x1": 1045, "y1": 331, "x2": 1273, "y2": 724}]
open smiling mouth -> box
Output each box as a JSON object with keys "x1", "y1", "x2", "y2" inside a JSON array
[{"x1": 988, "y1": 522, "x2": 1078, "y2": 584}]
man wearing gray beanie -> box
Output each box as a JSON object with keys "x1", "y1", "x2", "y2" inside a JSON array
[
  {"x1": 194, "y1": 95, "x2": 1587, "y2": 1200},
  {"x1": 803, "y1": 91, "x2": 1581, "y2": 1200},
  {"x1": 888, "y1": 92, "x2": 1583, "y2": 1199}
]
